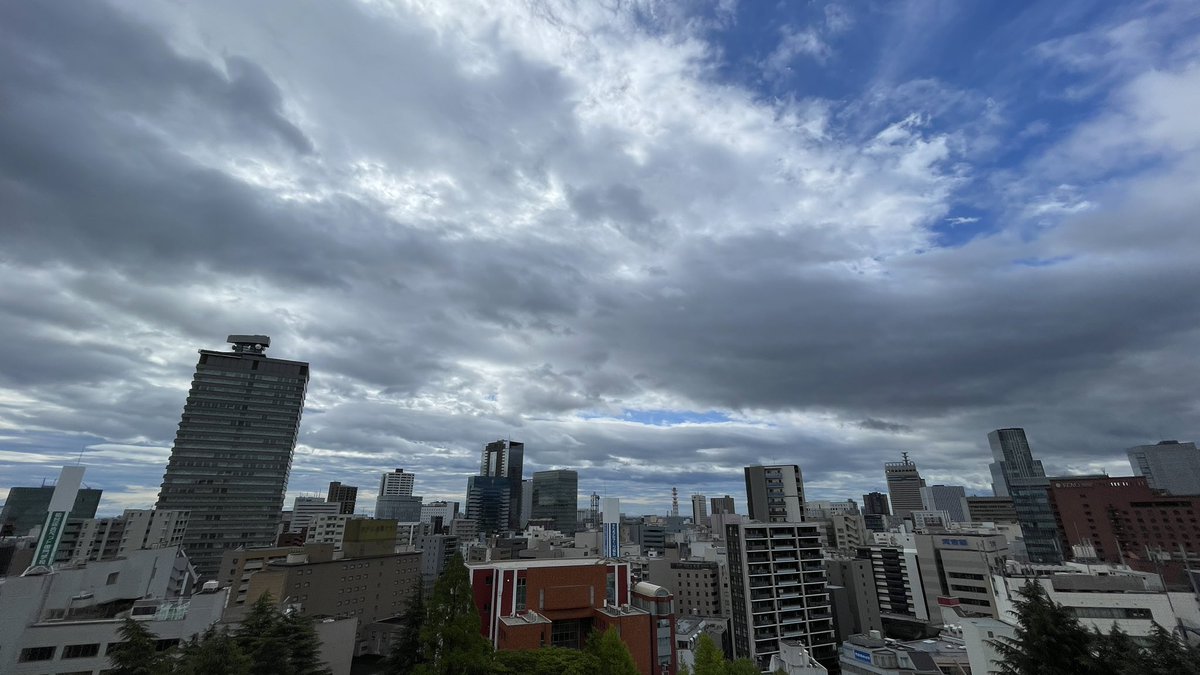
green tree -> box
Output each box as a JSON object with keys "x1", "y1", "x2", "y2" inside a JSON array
[
  {"x1": 726, "y1": 658, "x2": 760, "y2": 675},
  {"x1": 236, "y1": 593, "x2": 294, "y2": 675},
  {"x1": 387, "y1": 589, "x2": 426, "y2": 674},
  {"x1": 176, "y1": 626, "x2": 252, "y2": 675},
  {"x1": 416, "y1": 554, "x2": 493, "y2": 675},
  {"x1": 1141, "y1": 624, "x2": 1200, "y2": 675},
  {"x1": 990, "y1": 581, "x2": 1099, "y2": 675},
  {"x1": 584, "y1": 628, "x2": 639, "y2": 675},
  {"x1": 692, "y1": 633, "x2": 726, "y2": 675},
  {"x1": 277, "y1": 610, "x2": 330, "y2": 675},
  {"x1": 492, "y1": 647, "x2": 597, "y2": 675},
  {"x1": 1089, "y1": 625, "x2": 1147, "y2": 675},
  {"x1": 108, "y1": 617, "x2": 171, "y2": 675}
]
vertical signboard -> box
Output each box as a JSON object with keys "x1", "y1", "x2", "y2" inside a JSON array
[
  {"x1": 602, "y1": 497, "x2": 620, "y2": 558},
  {"x1": 29, "y1": 466, "x2": 85, "y2": 570}
]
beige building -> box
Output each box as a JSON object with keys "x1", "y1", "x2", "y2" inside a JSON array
[{"x1": 647, "y1": 559, "x2": 725, "y2": 617}]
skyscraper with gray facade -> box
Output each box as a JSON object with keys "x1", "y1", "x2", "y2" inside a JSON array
[
  {"x1": 480, "y1": 439, "x2": 524, "y2": 529},
  {"x1": 744, "y1": 465, "x2": 805, "y2": 522},
  {"x1": 156, "y1": 335, "x2": 309, "y2": 577},
  {"x1": 1127, "y1": 440, "x2": 1200, "y2": 495},
  {"x1": 988, "y1": 427, "x2": 1061, "y2": 563},
  {"x1": 884, "y1": 454, "x2": 925, "y2": 519}
]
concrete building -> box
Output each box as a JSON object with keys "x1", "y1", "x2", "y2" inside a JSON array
[
  {"x1": 0, "y1": 548, "x2": 226, "y2": 675},
  {"x1": 691, "y1": 494, "x2": 709, "y2": 527},
  {"x1": 0, "y1": 484, "x2": 103, "y2": 538},
  {"x1": 769, "y1": 640, "x2": 830, "y2": 675},
  {"x1": 884, "y1": 455, "x2": 925, "y2": 519},
  {"x1": 230, "y1": 543, "x2": 421, "y2": 654},
  {"x1": 647, "y1": 558, "x2": 725, "y2": 617},
  {"x1": 744, "y1": 465, "x2": 806, "y2": 523},
  {"x1": 416, "y1": 531, "x2": 458, "y2": 593},
  {"x1": 964, "y1": 496, "x2": 1018, "y2": 524},
  {"x1": 480, "y1": 440, "x2": 525, "y2": 530},
  {"x1": 838, "y1": 632, "x2": 970, "y2": 675},
  {"x1": 306, "y1": 514, "x2": 353, "y2": 548},
  {"x1": 915, "y1": 532, "x2": 1009, "y2": 624},
  {"x1": 919, "y1": 485, "x2": 969, "y2": 523},
  {"x1": 327, "y1": 481, "x2": 359, "y2": 515},
  {"x1": 854, "y1": 544, "x2": 929, "y2": 630},
  {"x1": 451, "y1": 517, "x2": 479, "y2": 543},
  {"x1": 676, "y1": 616, "x2": 730, "y2": 670},
  {"x1": 292, "y1": 495, "x2": 342, "y2": 532},
  {"x1": 726, "y1": 521, "x2": 837, "y2": 669},
  {"x1": 156, "y1": 335, "x2": 310, "y2": 577},
  {"x1": 710, "y1": 495, "x2": 736, "y2": 517},
  {"x1": 1047, "y1": 474, "x2": 1200, "y2": 586},
  {"x1": 420, "y1": 500, "x2": 460, "y2": 529},
  {"x1": 378, "y1": 468, "x2": 416, "y2": 498},
  {"x1": 988, "y1": 428, "x2": 1061, "y2": 564},
  {"x1": 826, "y1": 558, "x2": 883, "y2": 640},
  {"x1": 467, "y1": 557, "x2": 674, "y2": 675},
  {"x1": 531, "y1": 470, "x2": 579, "y2": 535},
  {"x1": 69, "y1": 508, "x2": 189, "y2": 562},
  {"x1": 1128, "y1": 440, "x2": 1200, "y2": 496},
  {"x1": 863, "y1": 492, "x2": 890, "y2": 517}
]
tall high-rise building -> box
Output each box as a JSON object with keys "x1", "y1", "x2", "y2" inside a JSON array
[
  {"x1": 920, "y1": 484, "x2": 969, "y2": 522},
  {"x1": 531, "y1": 469, "x2": 578, "y2": 534},
  {"x1": 862, "y1": 491, "x2": 890, "y2": 516},
  {"x1": 988, "y1": 428, "x2": 1062, "y2": 563},
  {"x1": 710, "y1": 495, "x2": 736, "y2": 516},
  {"x1": 327, "y1": 481, "x2": 358, "y2": 515},
  {"x1": 1, "y1": 484, "x2": 102, "y2": 538},
  {"x1": 480, "y1": 440, "x2": 524, "y2": 529},
  {"x1": 379, "y1": 468, "x2": 415, "y2": 497},
  {"x1": 744, "y1": 465, "x2": 805, "y2": 523},
  {"x1": 691, "y1": 493, "x2": 709, "y2": 527},
  {"x1": 726, "y1": 521, "x2": 837, "y2": 669},
  {"x1": 1127, "y1": 440, "x2": 1200, "y2": 496},
  {"x1": 156, "y1": 335, "x2": 309, "y2": 577},
  {"x1": 884, "y1": 454, "x2": 925, "y2": 519}
]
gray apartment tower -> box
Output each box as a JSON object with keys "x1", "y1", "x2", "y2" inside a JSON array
[
  {"x1": 530, "y1": 469, "x2": 579, "y2": 534},
  {"x1": 744, "y1": 465, "x2": 805, "y2": 522},
  {"x1": 988, "y1": 428, "x2": 1061, "y2": 563},
  {"x1": 156, "y1": 335, "x2": 309, "y2": 577},
  {"x1": 1127, "y1": 440, "x2": 1200, "y2": 495},
  {"x1": 884, "y1": 454, "x2": 925, "y2": 519}
]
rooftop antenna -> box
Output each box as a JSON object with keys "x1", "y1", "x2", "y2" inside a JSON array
[{"x1": 901, "y1": 451, "x2": 911, "y2": 464}]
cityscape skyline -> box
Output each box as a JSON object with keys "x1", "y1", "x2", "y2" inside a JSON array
[{"x1": 3, "y1": 1, "x2": 1200, "y2": 518}]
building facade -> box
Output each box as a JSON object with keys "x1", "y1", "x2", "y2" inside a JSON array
[
  {"x1": 1127, "y1": 440, "x2": 1200, "y2": 496},
  {"x1": 744, "y1": 465, "x2": 806, "y2": 523},
  {"x1": 1047, "y1": 474, "x2": 1200, "y2": 584},
  {"x1": 379, "y1": 469, "x2": 416, "y2": 498},
  {"x1": 988, "y1": 428, "x2": 1062, "y2": 563},
  {"x1": 710, "y1": 495, "x2": 736, "y2": 517},
  {"x1": 467, "y1": 558, "x2": 674, "y2": 675},
  {"x1": 919, "y1": 485, "x2": 969, "y2": 523},
  {"x1": 292, "y1": 496, "x2": 342, "y2": 532},
  {"x1": 480, "y1": 440, "x2": 525, "y2": 530},
  {"x1": 156, "y1": 335, "x2": 309, "y2": 577},
  {"x1": 531, "y1": 470, "x2": 579, "y2": 535},
  {"x1": 726, "y1": 521, "x2": 837, "y2": 670},
  {"x1": 466, "y1": 476, "x2": 511, "y2": 535},
  {"x1": 914, "y1": 532, "x2": 1009, "y2": 624},
  {"x1": 327, "y1": 481, "x2": 359, "y2": 515},
  {"x1": 69, "y1": 509, "x2": 189, "y2": 562},
  {"x1": 884, "y1": 455, "x2": 925, "y2": 519},
  {"x1": 964, "y1": 496, "x2": 1018, "y2": 524},
  {"x1": 0, "y1": 485, "x2": 103, "y2": 538}
]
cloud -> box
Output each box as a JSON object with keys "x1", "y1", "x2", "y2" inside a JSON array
[{"x1": 0, "y1": 0, "x2": 1197, "y2": 515}]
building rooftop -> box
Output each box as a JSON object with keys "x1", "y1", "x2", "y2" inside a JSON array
[{"x1": 467, "y1": 557, "x2": 614, "y2": 570}]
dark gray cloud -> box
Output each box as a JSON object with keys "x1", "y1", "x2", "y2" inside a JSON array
[{"x1": 0, "y1": 0, "x2": 1197, "y2": 514}]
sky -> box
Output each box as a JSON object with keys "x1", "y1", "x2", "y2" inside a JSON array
[{"x1": 2, "y1": 0, "x2": 1200, "y2": 516}]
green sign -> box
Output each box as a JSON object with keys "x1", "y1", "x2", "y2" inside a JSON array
[{"x1": 33, "y1": 511, "x2": 67, "y2": 567}]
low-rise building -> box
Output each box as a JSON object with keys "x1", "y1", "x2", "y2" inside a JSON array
[{"x1": 467, "y1": 557, "x2": 675, "y2": 675}]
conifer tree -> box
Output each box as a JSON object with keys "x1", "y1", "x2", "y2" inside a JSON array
[
  {"x1": 387, "y1": 588, "x2": 426, "y2": 674},
  {"x1": 1141, "y1": 624, "x2": 1200, "y2": 675},
  {"x1": 416, "y1": 554, "x2": 493, "y2": 675},
  {"x1": 176, "y1": 626, "x2": 252, "y2": 675},
  {"x1": 990, "y1": 581, "x2": 1099, "y2": 675},
  {"x1": 108, "y1": 617, "x2": 170, "y2": 675},
  {"x1": 277, "y1": 610, "x2": 331, "y2": 674}
]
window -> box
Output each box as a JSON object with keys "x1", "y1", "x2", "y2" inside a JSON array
[
  {"x1": 63, "y1": 643, "x2": 101, "y2": 658},
  {"x1": 18, "y1": 646, "x2": 55, "y2": 662},
  {"x1": 515, "y1": 577, "x2": 527, "y2": 611},
  {"x1": 107, "y1": 572, "x2": 120, "y2": 585}
]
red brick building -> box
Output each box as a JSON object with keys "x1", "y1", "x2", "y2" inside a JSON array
[
  {"x1": 1048, "y1": 475, "x2": 1200, "y2": 583},
  {"x1": 467, "y1": 558, "x2": 675, "y2": 675}
]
